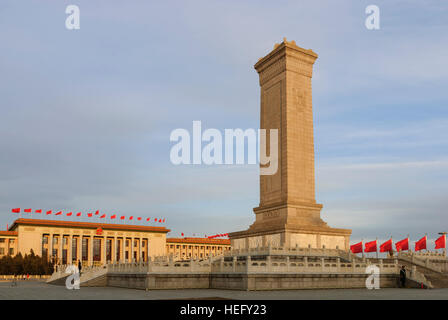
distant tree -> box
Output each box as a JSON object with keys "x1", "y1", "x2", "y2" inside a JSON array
[{"x1": 0, "y1": 250, "x2": 54, "y2": 275}]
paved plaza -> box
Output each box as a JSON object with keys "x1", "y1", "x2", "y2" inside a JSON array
[{"x1": 0, "y1": 280, "x2": 447, "y2": 300}]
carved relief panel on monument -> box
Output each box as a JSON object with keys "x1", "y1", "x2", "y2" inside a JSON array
[
  {"x1": 265, "y1": 234, "x2": 281, "y2": 247},
  {"x1": 248, "y1": 236, "x2": 263, "y2": 248}
]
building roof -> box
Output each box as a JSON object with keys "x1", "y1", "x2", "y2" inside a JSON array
[
  {"x1": 9, "y1": 218, "x2": 170, "y2": 234},
  {"x1": 167, "y1": 237, "x2": 230, "y2": 245},
  {"x1": 0, "y1": 231, "x2": 18, "y2": 237}
]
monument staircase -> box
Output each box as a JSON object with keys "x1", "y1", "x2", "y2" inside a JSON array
[
  {"x1": 397, "y1": 252, "x2": 448, "y2": 288},
  {"x1": 47, "y1": 263, "x2": 108, "y2": 287}
]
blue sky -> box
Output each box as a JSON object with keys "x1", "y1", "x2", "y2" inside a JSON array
[{"x1": 0, "y1": 1, "x2": 447, "y2": 245}]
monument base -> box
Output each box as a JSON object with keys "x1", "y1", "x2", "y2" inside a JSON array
[{"x1": 229, "y1": 202, "x2": 352, "y2": 251}]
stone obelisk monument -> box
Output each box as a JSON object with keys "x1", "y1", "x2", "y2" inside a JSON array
[{"x1": 229, "y1": 39, "x2": 351, "y2": 250}]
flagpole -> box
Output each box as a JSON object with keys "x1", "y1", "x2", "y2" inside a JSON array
[
  {"x1": 445, "y1": 234, "x2": 447, "y2": 257},
  {"x1": 407, "y1": 234, "x2": 411, "y2": 255},
  {"x1": 390, "y1": 236, "x2": 393, "y2": 258},
  {"x1": 376, "y1": 237, "x2": 378, "y2": 259},
  {"x1": 425, "y1": 233, "x2": 428, "y2": 253},
  {"x1": 361, "y1": 238, "x2": 364, "y2": 259}
]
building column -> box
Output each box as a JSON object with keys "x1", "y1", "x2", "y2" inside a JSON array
[
  {"x1": 49, "y1": 233, "x2": 53, "y2": 262},
  {"x1": 112, "y1": 237, "x2": 117, "y2": 263},
  {"x1": 145, "y1": 238, "x2": 149, "y2": 262},
  {"x1": 88, "y1": 236, "x2": 93, "y2": 266},
  {"x1": 121, "y1": 238, "x2": 125, "y2": 263},
  {"x1": 58, "y1": 235, "x2": 63, "y2": 265},
  {"x1": 68, "y1": 235, "x2": 73, "y2": 265},
  {"x1": 138, "y1": 238, "x2": 142, "y2": 262},
  {"x1": 77, "y1": 237, "x2": 82, "y2": 264},
  {"x1": 130, "y1": 237, "x2": 134, "y2": 262},
  {"x1": 102, "y1": 236, "x2": 107, "y2": 265}
]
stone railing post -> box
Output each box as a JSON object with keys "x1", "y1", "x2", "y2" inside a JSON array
[
  {"x1": 411, "y1": 265, "x2": 416, "y2": 279},
  {"x1": 247, "y1": 255, "x2": 251, "y2": 272},
  {"x1": 232, "y1": 256, "x2": 237, "y2": 273},
  {"x1": 321, "y1": 257, "x2": 325, "y2": 272},
  {"x1": 220, "y1": 257, "x2": 224, "y2": 272},
  {"x1": 286, "y1": 256, "x2": 290, "y2": 272},
  {"x1": 304, "y1": 256, "x2": 308, "y2": 269},
  {"x1": 267, "y1": 255, "x2": 272, "y2": 272},
  {"x1": 336, "y1": 257, "x2": 341, "y2": 271}
]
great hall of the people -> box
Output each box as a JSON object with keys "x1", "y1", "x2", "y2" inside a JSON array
[{"x1": 0, "y1": 219, "x2": 230, "y2": 266}]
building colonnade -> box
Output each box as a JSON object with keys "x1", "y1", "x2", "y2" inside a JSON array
[{"x1": 43, "y1": 233, "x2": 149, "y2": 266}]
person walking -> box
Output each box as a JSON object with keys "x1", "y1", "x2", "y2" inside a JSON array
[
  {"x1": 11, "y1": 274, "x2": 17, "y2": 287},
  {"x1": 78, "y1": 260, "x2": 82, "y2": 275},
  {"x1": 400, "y1": 265, "x2": 406, "y2": 288}
]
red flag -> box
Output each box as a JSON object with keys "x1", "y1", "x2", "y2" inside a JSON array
[
  {"x1": 100, "y1": 214, "x2": 106, "y2": 219},
  {"x1": 415, "y1": 236, "x2": 427, "y2": 251},
  {"x1": 162, "y1": 218, "x2": 165, "y2": 223},
  {"x1": 129, "y1": 216, "x2": 133, "y2": 220},
  {"x1": 435, "y1": 235, "x2": 446, "y2": 249},
  {"x1": 364, "y1": 240, "x2": 377, "y2": 252},
  {"x1": 111, "y1": 215, "x2": 116, "y2": 219},
  {"x1": 55, "y1": 211, "x2": 62, "y2": 216},
  {"x1": 137, "y1": 217, "x2": 142, "y2": 221},
  {"x1": 35, "y1": 209, "x2": 42, "y2": 214},
  {"x1": 146, "y1": 218, "x2": 150, "y2": 222},
  {"x1": 76, "y1": 212, "x2": 82, "y2": 217},
  {"x1": 66, "y1": 212, "x2": 72, "y2": 216},
  {"x1": 87, "y1": 213, "x2": 93, "y2": 217},
  {"x1": 350, "y1": 241, "x2": 363, "y2": 253},
  {"x1": 46, "y1": 210, "x2": 52, "y2": 215},
  {"x1": 24, "y1": 208, "x2": 32, "y2": 213},
  {"x1": 95, "y1": 210, "x2": 99, "y2": 215},
  {"x1": 181, "y1": 233, "x2": 184, "y2": 237},
  {"x1": 11, "y1": 208, "x2": 20, "y2": 213},
  {"x1": 395, "y1": 238, "x2": 409, "y2": 252},
  {"x1": 120, "y1": 216, "x2": 125, "y2": 220},
  {"x1": 380, "y1": 239, "x2": 393, "y2": 252}
]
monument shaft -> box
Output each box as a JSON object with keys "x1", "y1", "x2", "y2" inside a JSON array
[{"x1": 229, "y1": 39, "x2": 351, "y2": 250}]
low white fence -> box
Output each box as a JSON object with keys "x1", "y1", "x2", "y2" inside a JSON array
[
  {"x1": 225, "y1": 246, "x2": 351, "y2": 261},
  {"x1": 108, "y1": 259, "x2": 212, "y2": 274},
  {"x1": 398, "y1": 252, "x2": 446, "y2": 273},
  {"x1": 0, "y1": 275, "x2": 50, "y2": 281},
  {"x1": 212, "y1": 256, "x2": 399, "y2": 274}
]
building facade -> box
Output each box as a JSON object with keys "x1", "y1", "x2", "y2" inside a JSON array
[
  {"x1": 2, "y1": 219, "x2": 170, "y2": 266},
  {"x1": 166, "y1": 238, "x2": 231, "y2": 260},
  {"x1": 0, "y1": 219, "x2": 231, "y2": 265},
  {"x1": 0, "y1": 231, "x2": 18, "y2": 257}
]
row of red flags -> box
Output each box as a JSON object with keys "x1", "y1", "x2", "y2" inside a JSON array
[
  {"x1": 179, "y1": 232, "x2": 229, "y2": 238},
  {"x1": 350, "y1": 235, "x2": 446, "y2": 254},
  {"x1": 11, "y1": 208, "x2": 165, "y2": 224},
  {"x1": 208, "y1": 233, "x2": 229, "y2": 239}
]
